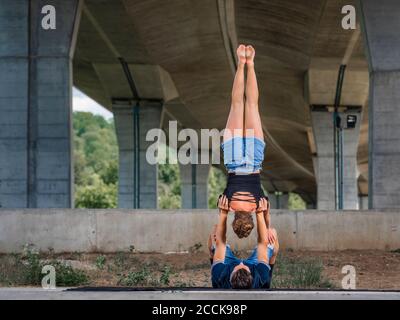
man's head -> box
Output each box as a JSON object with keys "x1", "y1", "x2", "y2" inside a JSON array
[
  {"x1": 230, "y1": 263, "x2": 253, "y2": 289},
  {"x1": 232, "y1": 211, "x2": 254, "y2": 238}
]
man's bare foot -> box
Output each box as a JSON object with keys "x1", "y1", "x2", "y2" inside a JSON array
[
  {"x1": 237, "y1": 44, "x2": 246, "y2": 66},
  {"x1": 246, "y1": 45, "x2": 255, "y2": 67}
]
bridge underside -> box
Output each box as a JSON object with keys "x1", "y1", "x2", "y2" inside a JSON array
[
  {"x1": 73, "y1": 0, "x2": 369, "y2": 206},
  {"x1": 1, "y1": 0, "x2": 400, "y2": 209}
]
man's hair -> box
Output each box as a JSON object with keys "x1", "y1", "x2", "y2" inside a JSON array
[
  {"x1": 232, "y1": 211, "x2": 254, "y2": 238},
  {"x1": 230, "y1": 268, "x2": 253, "y2": 289}
]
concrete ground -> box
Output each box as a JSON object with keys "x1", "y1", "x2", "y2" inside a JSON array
[{"x1": 0, "y1": 288, "x2": 399, "y2": 300}]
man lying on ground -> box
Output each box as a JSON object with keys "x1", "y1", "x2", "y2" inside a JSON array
[{"x1": 209, "y1": 196, "x2": 279, "y2": 289}]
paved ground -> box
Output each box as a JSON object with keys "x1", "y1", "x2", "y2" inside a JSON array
[{"x1": 0, "y1": 288, "x2": 399, "y2": 300}]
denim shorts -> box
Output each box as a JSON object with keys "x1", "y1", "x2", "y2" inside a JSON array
[
  {"x1": 211, "y1": 244, "x2": 274, "y2": 266},
  {"x1": 221, "y1": 137, "x2": 265, "y2": 174}
]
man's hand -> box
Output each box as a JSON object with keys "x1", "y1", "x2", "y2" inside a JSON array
[
  {"x1": 217, "y1": 195, "x2": 229, "y2": 214},
  {"x1": 256, "y1": 198, "x2": 268, "y2": 213}
]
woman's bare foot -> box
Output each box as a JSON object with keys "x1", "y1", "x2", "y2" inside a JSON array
[
  {"x1": 246, "y1": 45, "x2": 255, "y2": 67},
  {"x1": 237, "y1": 44, "x2": 246, "y2": 66}
]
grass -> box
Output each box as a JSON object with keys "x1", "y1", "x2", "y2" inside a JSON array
[
  {"x1": 95, "y1": 255, "x2": 106, "y2": 270},
  {"x1": 272, "y1": 255, "x2": 334, "y2": 289},
  {"x1": 160, "y1": 266, "x2": 171, "y2": 285},
  {"x1": 0, "y1": 249, "x2": 88, "y2": 287},
  {"x1": 118, "y1": 267, "x2": 152, "y2": 286},
  {"x1": 118, "y1": 265, "x2": 173, "y2": 287},
  {"x1": 0, "y1": 249, "x2": 334, "y2": 289}
]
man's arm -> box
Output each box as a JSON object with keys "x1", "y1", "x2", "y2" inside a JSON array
[
  {"x1": 213, "y1": 196, "x2": 229, "y2": 263},
  {"x1": 263, "y1": 198, "x2": 276, "y2": 244},
  {"x1": 256, "y1": 210, "x2": 269, "y2": 264},
  {"x1": 263, "y1": 201, "x2": 270, "y2": 229}
]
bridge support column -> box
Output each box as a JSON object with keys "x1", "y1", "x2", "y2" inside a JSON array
[
  {"x1": 360, "y1": 0, "x2": 400, "y2": 209},
  {"x1": 113, "y1": 102, "x2": 162, "y2": 208},
  {"x1": 359, "y1": 195, "x2": 368, "y2": 210},
  {"x1": 311, "y1": 110, "x2": 361, "y2": 210},
  {"x1": 179, "y1": 163, "x2": 210, "y2": 209},
  {"x1": 0, "y1": 0, "x2": 81, "y2": 208},
  {"x1": 268, "y1": 192, "x2": 289, "y2": 209}
]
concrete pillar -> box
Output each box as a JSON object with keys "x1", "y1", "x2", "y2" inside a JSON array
[
  {"x1": 268, "y1": 192, "x2": 289, "y2": 209},
  {"x1": 359, "y1": 196, "x2": 368, "y2": 210},
  {"x1": 0, "y1": 0, "x2": 81, "y2": 208},
  {"x1": 311, "y1": 110, "x2": 361, "y2": 210},
  {"x1": 113, "y1": 102, "x2": 162, "y2": 208},
  {"x1": 179, "y1": 163, "x2": 210, "y2": 209},
  {"x1": 360, "y1": 0, "x2": 400, "y2": 209}
]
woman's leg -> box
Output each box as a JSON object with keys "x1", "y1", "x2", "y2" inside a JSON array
[
  {"x1": 223, "y1": 45, "x2": 246, "y2": 143},
  {"x1": 244, "y1": 45, "x2": 264, "y2": 140}
]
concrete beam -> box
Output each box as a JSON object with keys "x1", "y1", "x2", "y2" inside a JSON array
[
  {"x1": 360, "y1": 0, "x2": 400, "y2": 208},
  {"x1": 0, "y1": 0, "x2": 81, "y2": 208},
  {"x1": 0, "y1": 209, "x2": 399, "y2": 253}
]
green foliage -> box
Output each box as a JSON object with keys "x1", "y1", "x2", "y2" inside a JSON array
[
  {"x1": 288, "y1": 193, "x2": 306, "y2": 210},
  {"x1": 158, "y1": 145, "x2": 182, "y2": 209},
  {"x1": 23, "y1": 248, "x2": 42, "y2": 285},
  {"x1": 0, "y1": 247, "x2": 88, "y2": 287},
  {"x1": 159, "y1": 266, "x2": 171, "y2": 285},
  {"x1": 95, "y1": 255, "x2": 107, "y2": 270},
  {"x1": 272, "y1": 256, "x2": 334, "y2": 289},
  {"x1": 73, "y1": 112, "x2": 118, "y2": 208},
  {"x1": 50, "y1": 261, "x2": 88, "y2": 287},
  {"x1": 75, "y1": 181, "x2": 117, "y2": 209},
  {"x1": 208, "y1": 167, "x2": 227, "y2": 208},
  {"x1": 119, "y1": 268, "x2": 151, "y2": 286}
]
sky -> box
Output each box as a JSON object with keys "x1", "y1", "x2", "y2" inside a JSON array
[{"x1": 72, "y1": 87, "x2": 113, "y2": 120}]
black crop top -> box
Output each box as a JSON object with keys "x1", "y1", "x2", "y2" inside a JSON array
[{"x1": 219, "y1": 173, "x2": 268, "y2": 209}]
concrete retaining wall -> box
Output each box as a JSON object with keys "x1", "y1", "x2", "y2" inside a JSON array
[{"x1": 0, "y1": 209, "x2": 399, "y2": 253}]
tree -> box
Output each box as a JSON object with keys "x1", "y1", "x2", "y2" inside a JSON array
[
  {"x1": 208, "y1": 167, "x2": 226, "y2": 209},
  {"x1": 73, "y1": 112, "x2": 118, "y2": 208}
]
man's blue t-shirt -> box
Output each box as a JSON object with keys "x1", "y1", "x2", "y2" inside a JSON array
[{"x1": 211, "y1": 261, "x2": 271, "y2": 289}]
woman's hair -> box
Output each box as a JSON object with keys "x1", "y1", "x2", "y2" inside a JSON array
[{"x1": 232, "y1": 211, "x2": 254, "y2": 238}]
